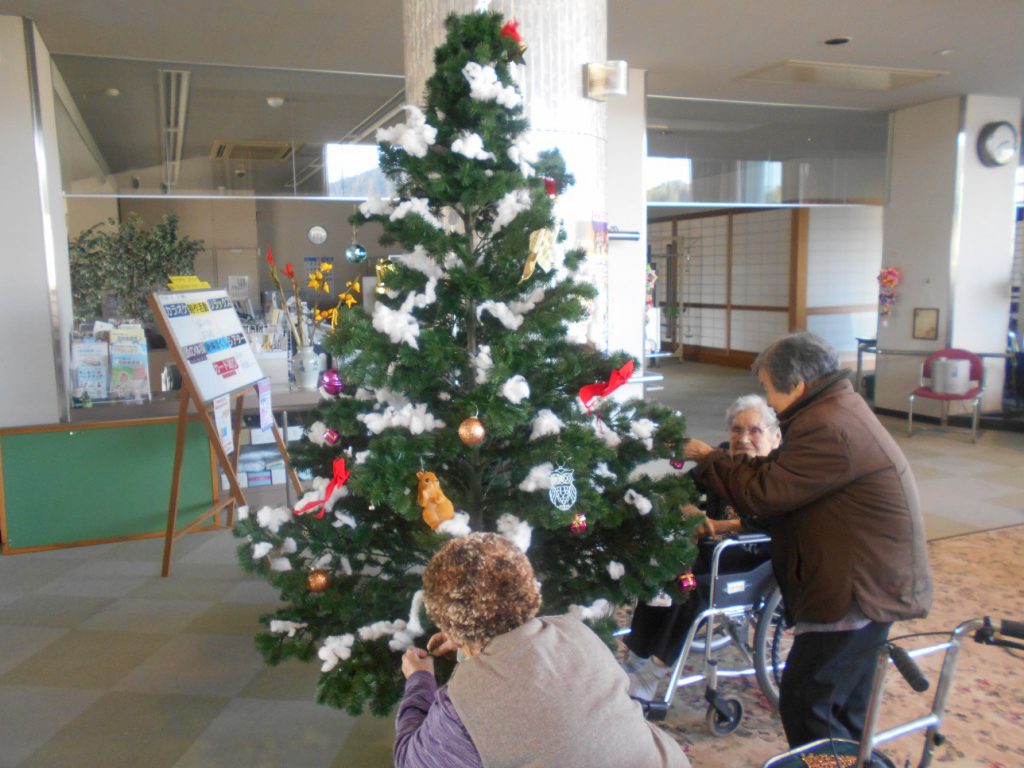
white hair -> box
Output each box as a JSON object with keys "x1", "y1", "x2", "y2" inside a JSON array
[{"x1": 725, "y1": 394, "x2": 780, "y2": 437}]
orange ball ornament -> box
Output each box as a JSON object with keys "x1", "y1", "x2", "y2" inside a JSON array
[
  {"x1": 306, "y1": 569, "x2": 331, "y2": 593},
  {"x1": 458, "y1": 417, "x2": 486, "y2": 446}
]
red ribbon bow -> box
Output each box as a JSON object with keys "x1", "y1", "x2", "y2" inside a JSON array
[
  {"x1": 500, "y1": 19, "x2": 522, "y2": 44},
  {"x1": 294, "y1": 457, "x2": 350, "y2": 519},
  {"x1": 578, "y1": 360, "x2": 635, "y2": 410}
]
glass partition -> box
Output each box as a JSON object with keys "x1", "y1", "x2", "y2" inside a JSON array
[
  {"x1": 52, "y1": 54, "x2": 399, "y2": 199},
  {"x1": 646, "y1": 96, "x2": 890, "y2": 206}
]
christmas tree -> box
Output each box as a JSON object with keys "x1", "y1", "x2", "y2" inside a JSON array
[{"x1": 235, "y1": 9, "x2": 700, "y2": 716}]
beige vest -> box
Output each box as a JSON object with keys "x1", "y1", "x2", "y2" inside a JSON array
[{"x1": 447, "y1": 615, "x2": 690, "y2": 768}]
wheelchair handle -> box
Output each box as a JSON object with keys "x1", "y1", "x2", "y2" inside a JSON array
[{"x1": 1000, "y1": 619, "x2": 1024, "y2": 640}]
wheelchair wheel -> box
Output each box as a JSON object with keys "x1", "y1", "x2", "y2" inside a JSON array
[
  {"x1": 705, "y1": 698, "x2": 743, "y2": 736},
  {"x1": 753, "y1": 584, "x2": 794, "y2": 708}
]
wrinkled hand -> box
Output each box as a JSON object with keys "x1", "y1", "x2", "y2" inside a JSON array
[
  {"x1": 683, "y1": 438, "x2": 713, "y2": 462},
  {"x1": 681, "y1": 504, "x2": 716, "y2": 540},
  {"x1": 426, "y1": 631, "x2": 457, "y2": 658},
  {"x1": 402, "y1": 647, "x2": 435, "y2": 679}
]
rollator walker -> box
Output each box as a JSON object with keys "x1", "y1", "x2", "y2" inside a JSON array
[
  {"x1": 762, "y1": 616, "x2": 1024, "y2": 768},
  {"x1": 624, "y1": 532, "x2": 795, "y2": 735}
]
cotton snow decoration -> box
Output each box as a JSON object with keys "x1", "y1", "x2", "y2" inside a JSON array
[
  {"x1": 390, "y1": 198, "x2": 444, "y2": 230},
  {"x1": 236, "y1": 504, "x2": 249, "y2": 520},
  {"x1": 518, "y1": 461, "x2": 554, "y2": 492},
  {"x1": 624, "y1": 489, "x2": 653, "y2": 516},
  {"x1": 491, "y1": 188, "x2": 532, "y2": 233},
  {"x1": 594, "y1": 462, "x2": 617, "y2": 480},
  {"x1": 462, "y1": 61, "x2": 522, "y2": 109},
  {"x1": 270, "y1": 556, "x2": 293, "y2": 572},
  {"x1": 436, "y1": 512, "x2": 471, "y2": 538},
  {"x1": 358, "y1": 402, "x2": 445, "y2": 435},
  {"x1": 451, "y1": 130, "x2": 494, "y2": 161},
  {"x1": 256, "y1": 505, "x2": 292, "y2": 534},
  {"x1": 281, "y1": 537, "x2": 298, "y2": 555},
  {"x1": 251, "y1": 541, "x2": 273, "y2": 559},
  {"x1": 473, "y1": 345, "x2": 493, "y2": 384},
  {"x1": 318, "y1": 634, "x2": 355, "y2": 672},
  {"x1": 376, "y1": 105, "x2": 437, "y2": 158},
  {"x1": 607, "y1": 561, "x2": 625, "y2": 580},
  {"x1": 391, "y1": 245, "x2": 444, "y2": 280},
  {"x1": 497, "y1": 513, "x2": 533, "y2": 552},
  {"x1": 307, "y1": 421, "x2": 328, "y2": 446},
  {"x1": 332, "y1": 510, "x2": 357, "y2": 529},
  {"x1": 529, "y1": 409, "x2": 565, "y2": 441},
  {"x1": 357, "y1": 591, "x2": 425, "y2": 652},
  {"x1": 477, "y1": 300, "x2": 525, "y2": 330},
  {"x1": 270, "y1": 620, "x2": 306, "y2": 637},
  {"x1": 312, "y1": 475, "x2": 350, "y2": 512},
  {"x1": 500, "y1": 374, "x2": 530, "y2": 404},
  {"x1": 629, "y1": 418, "x2": 658, "y2": 450},
  {"x1": 354, "y1": 450, "x2": 370, "y2": 465},
  {"x1": 507, "y1": 133, "x2": 538, "y2": 177},
  {"x1": 474, "y1": 0, "x2": 490, "y2": 11},
  {"x1": 371, "y1": 277, "x2": 438, "y2": 349},
  {"x1": 359, "y1": 193, "x2": 394, "y2": 217},
  {"x1": 569, "y1": 598, "x2": 613, "y2": 622},
  {"x1": 509, "y1": 286, "x2": 545, "y2": 315},
  {"x1": 591, "y1": 417, "x2": 622, "y2": 447}
]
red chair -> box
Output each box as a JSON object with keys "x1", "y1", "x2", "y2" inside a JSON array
[{"x1": 907, "y1": 348, "x2": 984, "y2": 442}]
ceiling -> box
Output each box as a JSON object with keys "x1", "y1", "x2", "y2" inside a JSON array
[{"x1": 2, "y1": 0, "x2": 1022, "y2": 195}]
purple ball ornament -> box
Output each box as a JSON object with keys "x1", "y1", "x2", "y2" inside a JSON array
[
  {"x1": 323, "y1": 428, "x2": 340, "y2": 446},
  {"x1": 320, "y1": 369, "x2": 344, "y2": 396},
  {"x1": 669, "y1": 457, "x2": 686, "y2": 470}
]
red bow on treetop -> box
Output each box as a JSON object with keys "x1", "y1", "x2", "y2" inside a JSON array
[
  {"x1": 266, "y1": 246, "x2": 275, "y2": 266},
  {"x1": 294, "y1": 457, "x2": 350, "y2": 519},
  {"x1": 578, "y1": 360, "x2": 635, "y2": 410},
  {"x1": 501, "y1": 19, "x2": 522, "y2": 44}
]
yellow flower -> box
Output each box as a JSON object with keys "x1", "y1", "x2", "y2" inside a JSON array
[
  {"x1": 320, "y1": 262, "x2": 333, "y2": 273},
  {"x1": 340, "y1": 292, "x2": 358, "y2": 308},
  {"x1": 346, "y1": 279, "x2": 361, "y2": 293},
  {"x1": 308, "y1": 272, "x2": 323, "y2": 290}
]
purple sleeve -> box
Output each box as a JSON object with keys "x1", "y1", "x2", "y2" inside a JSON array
[{"x1": 394, "y1": 671, "x2": 483, "y2": 768}]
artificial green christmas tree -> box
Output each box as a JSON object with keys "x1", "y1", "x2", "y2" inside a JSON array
[{"x1": 235, "y1": 9, "x2": 700, "y2": 716}]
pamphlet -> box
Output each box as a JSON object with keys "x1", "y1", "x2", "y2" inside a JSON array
[
  {"x1": 109, "y1": 326, "x2": 150, "y2": 400},
  {"x1": 72, "y1": 339, "x2": 109, "y2": 399}
]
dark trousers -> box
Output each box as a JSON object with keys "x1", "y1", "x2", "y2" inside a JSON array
[{"x1": 779, "y1": 621, "x2": 891, "y2": 748}]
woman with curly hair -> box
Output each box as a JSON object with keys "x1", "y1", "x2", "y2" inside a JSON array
[{"x1": 394, "y1": 532, "x2": 690, "y2": 768}]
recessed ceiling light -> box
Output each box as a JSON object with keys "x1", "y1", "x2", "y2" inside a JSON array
[
  {"x1": 935, "y1": 48, "x2": 954, "y2": 56},
  {"x1": 266, "y1": 96, "x2": 285, "y2": 108},
  {"x1": 104, "y1": 87, "x2": 120, "y2": 97},
  {"x1": 824, "y1": 37, "x2": 851, "y2": 46}
]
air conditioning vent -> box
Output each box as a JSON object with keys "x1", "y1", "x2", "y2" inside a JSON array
[{"x1": 210, "y1": 140, "x2": 295, "y2": 161}]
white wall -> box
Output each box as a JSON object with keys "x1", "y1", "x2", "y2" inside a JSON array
[
  {"x1": 0, "y1": 17, "x2": 73, "y2": 427},
  {"x1": 876, "y1": 95, "x2": 1019, "y2": 414}
]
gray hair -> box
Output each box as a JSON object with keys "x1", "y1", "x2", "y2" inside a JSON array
[
  {"x1": 752, "y1": 332, "x2": 840, "y2": 393},
  {"x1": 725, "y1": 394, "x2": 780, "y2": 435}
]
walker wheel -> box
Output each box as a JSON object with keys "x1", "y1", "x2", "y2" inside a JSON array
[{"x1": 706, "y1": 698, "x2": 743, "y2": 736}]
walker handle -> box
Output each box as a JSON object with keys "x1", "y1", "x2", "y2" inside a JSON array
[
  {"x1": 1001, "y1": 619, "x2": 1024, "y2": 640},
  {"x1": 889, "y1": 644, "x2": 929, "y2": 692}
]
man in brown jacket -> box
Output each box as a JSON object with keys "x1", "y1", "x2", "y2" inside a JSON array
[{"x1": 684, "y1": 332, "x2": 932, "y2": 748}]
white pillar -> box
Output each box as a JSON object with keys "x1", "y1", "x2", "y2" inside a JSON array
[
  {"x1": 0, "y1": 16, "x2": 73, "y2": 426},
  {"x1": 875, "y1": 94, "x2": 1019, "y2": 416},
  {"x1": 403, "y1": 0, "x2": 611, "y2": 346}
]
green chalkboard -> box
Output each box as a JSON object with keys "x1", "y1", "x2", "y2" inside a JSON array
[{"x1": 1, "y1": 419, "x2": 215, "y2": 552}]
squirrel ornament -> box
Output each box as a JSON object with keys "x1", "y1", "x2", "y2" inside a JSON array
[{"x1": 416, "y1": 471, "x2": 455, "y2": 530}]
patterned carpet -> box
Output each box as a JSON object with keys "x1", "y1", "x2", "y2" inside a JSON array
[{"x1": 656, "y1": 525, "x2": 1024, "y2": 768}]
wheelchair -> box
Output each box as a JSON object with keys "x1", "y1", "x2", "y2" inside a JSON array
[{"x1": 623, "y1": 533, "x2": 794, "y2": 735}]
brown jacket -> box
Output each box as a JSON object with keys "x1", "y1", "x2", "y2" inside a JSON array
[{"x1": 694, "y1": 373, "x2": 932, "y2": 624}]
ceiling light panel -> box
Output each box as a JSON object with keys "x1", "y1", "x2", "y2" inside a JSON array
[{"x1": 742, "y1": 60, "x2": 946, "y2": 92}]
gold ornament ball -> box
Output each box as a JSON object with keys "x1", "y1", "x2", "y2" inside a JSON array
[
  {"x1": 306, "y1": 569, "x2": 331, "y2": 593},
  {"x1": 458, "y1": 417, "x2": 486, "y2": 446}
]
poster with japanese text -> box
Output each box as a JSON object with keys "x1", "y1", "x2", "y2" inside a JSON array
[{"x1": 152, "y1": 290, "x2": 265, "y2": 403}]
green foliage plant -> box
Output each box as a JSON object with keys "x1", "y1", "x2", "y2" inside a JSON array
[
  {"x1": 234, "y1": 10, "x2": 700, "y2": 716},
  {"x1": 69, "y1": 212, "x2": 204, "y2": 323}
]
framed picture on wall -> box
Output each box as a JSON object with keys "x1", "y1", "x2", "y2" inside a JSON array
[{"x1": 913, "y1": 308, "x2": 939, "y2": 340}]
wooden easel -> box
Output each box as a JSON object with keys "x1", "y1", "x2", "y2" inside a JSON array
[{"x1": 149, "y1": 291, "x2": 303, "y2": 576}]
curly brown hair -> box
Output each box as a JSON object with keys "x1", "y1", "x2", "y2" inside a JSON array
[{"x1": 423, "y1": 533, "x2": 542, "y2": 647}]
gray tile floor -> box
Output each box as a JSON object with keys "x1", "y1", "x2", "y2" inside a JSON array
[{"x1": 1, "y1": 359, "x2": 1021, "y2": 767}]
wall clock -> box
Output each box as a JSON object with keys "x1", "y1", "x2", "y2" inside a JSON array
[
  {"x1": 976, "y1": 121, "x2": 1018, "y2": 167},
  {"x1": 307, "y1": 225, "x2": 328, "y2": 245}
]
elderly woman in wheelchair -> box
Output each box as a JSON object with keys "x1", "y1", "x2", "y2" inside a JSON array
[{"x1": 622, "y1": 394, "x2": 782, "y2": 726}]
